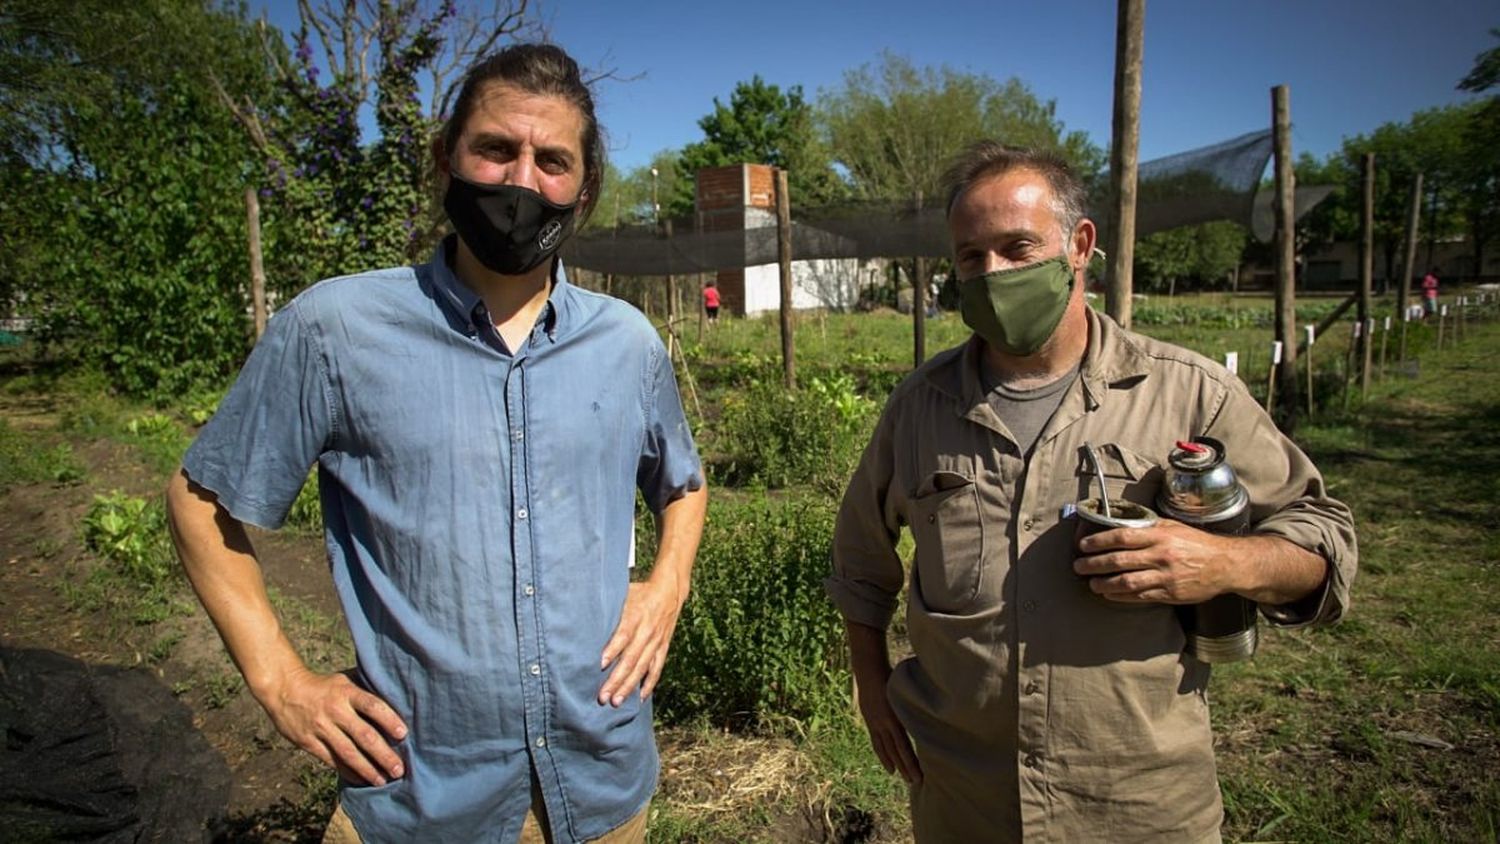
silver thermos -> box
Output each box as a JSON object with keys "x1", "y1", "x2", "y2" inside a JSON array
[{"x1": 1156, "y1": 436, "x2": 1259, "y2": 663}]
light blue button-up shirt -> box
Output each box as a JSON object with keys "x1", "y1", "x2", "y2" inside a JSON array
[{"x1": 183, "y1": 238, "x2": 703, "y2": 842}]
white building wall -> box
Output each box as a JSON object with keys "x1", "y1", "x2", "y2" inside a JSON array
[{"x1": 741, "y1": 258, "x2": 868, "y2": 316}]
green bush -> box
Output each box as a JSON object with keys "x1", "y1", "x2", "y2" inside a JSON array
[
  {"x1": 654, "y1": 494, "x2": 850, "y2": 727},
  {"x1": 713, "y1": 373, "x2": 876, "y2": 492}
]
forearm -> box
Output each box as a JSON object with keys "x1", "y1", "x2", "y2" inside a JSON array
[
  {"x1": 647, "y1": 484, "x2": 708, "y2": 605},
  {"x1": 1223, "y1": 534, "x2": 1329, "y2": 606},
  {"x1": 166, "y1": 469, "x2": 308, "y2": 700},
  {"x1": 847, "y1": 620, "x2": 893, "y2": 687}
]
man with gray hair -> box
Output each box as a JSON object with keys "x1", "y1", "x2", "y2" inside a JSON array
[{"x1": 827, "y1": 142, "x2": 1357, "y2": 841}]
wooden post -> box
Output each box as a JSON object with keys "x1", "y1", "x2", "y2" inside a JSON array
[
  {"x1": 1105, "y1": 0, "x2": 1145, "y2": 329},
  {"x1": 1378, "y1": 316, "x2": 1390, "y2": 382},
  {"x1": 913, "y1": 191, "x2": 927, "y2": 367},
  {"x1": 245, "y1": 187, "x2": 267, "y2": 339},
  {"x1": 1437, "y1": 303, "x2": 1446, "y2": 350},
  {"x1": 1358, "y1": 153, "x2": 1374, "y2": 395},
  {"x1": 1305, "y1": 325, "x2": 1315, "y2": 419},
  {"x1": 776, "y1": 168, "x2": 796, "y2": 390},
  {"x1": 1343, "y1": 321, "x2": 1359, "y2": 411},
  {"x1": 1400, "y1": 310, "x2": 1411, "y2": 362},
  {"x1": 1272, "y1": 85, "x2": 1298, "y2": 427},
  {"x1": 1264, "y1": 340, "x2": 1281, "y2": 414},
  {"x1": 664, "y1": 219, "x2": 677, "y2": 358},
  {"x1": 1396, "y1": 173, "x2": 1422, "y2": 328}
]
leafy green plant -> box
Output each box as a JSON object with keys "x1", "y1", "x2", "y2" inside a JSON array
[
  {"x1": 653, "y1": 494, "x2": 849, "y2": 726},
  {"x1": 79, "y1": 490, "x2": 184, "y2": 623},
  {"x1": 713, "y1": 373, "x2": 875, "y2": 491}
]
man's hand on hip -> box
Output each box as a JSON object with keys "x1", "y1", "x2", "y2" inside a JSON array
[
  {"x1": 1072, "y1": 520, "x2": 1237, "y2": 604},
  {"x1": 599, "y1": 578, "x2": 685, "y2": 707},
  {"x1": 261, "y1": 667, "x2": 409, "y2": 786}
]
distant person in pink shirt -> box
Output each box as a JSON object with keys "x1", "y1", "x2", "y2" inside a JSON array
[
  {"x1": 703, "y1": 280, "x2": 721, "y2": 322},
  {"x1": 1421, "y1": 269, "x2": 1439, "y2": 317}
]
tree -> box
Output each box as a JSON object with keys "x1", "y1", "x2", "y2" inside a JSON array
[
  {"x1": 1, "y1": 0, "x2": 276, "y2": 399},
  {"x1": 819, "y1": 52, "x2": 1103, "y2": 205},
  {"x1": 1455, "y1": 27, "x2": 1500, "y2": 277},
  {"x1": 210, "y1": 1, "x2": 539, "y2": 293},
  {"x1": 1133, "y1": 222, "x2": 1247, "y2": 294},
  {"x1": 670, "y1": 75, "x2": 845, "y2": 218}
]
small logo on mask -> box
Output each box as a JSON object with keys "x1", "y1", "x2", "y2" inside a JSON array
[{"x1": 538, "y1": 219, "x2": 564, "y2": 251}]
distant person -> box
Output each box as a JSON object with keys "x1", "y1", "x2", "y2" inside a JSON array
[
  {"x1": 1422, "y1": 268, "x2": 1440, "y2": 317},
  {"x1": 827, "y1": 141, "x2": 1358, "y2": 841},
  {"x1": 166, "y1": 43, "x2": 707, "y2": 842},
  {"x1": 703, "y1": 279, "x2": 721, "y2": 323}
]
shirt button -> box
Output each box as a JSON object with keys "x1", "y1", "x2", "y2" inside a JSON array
[
  {"x1": 517, "y1": 507, "x2": 529, "y2": 520},
  {"x1": 523, "y1": 584, "x2": 535, "y2": 597},
  {"x1": 512, "y1": 429, "x2": 525, "y2": 441},
  {"x1": 927, "y1": 514, "x2": 936, "y2": 524},
  {"x1": 530, "y1": 663, "x2": 541, "y2": 676},
  {"x1": 1022, "y1": 600, "x2": 1038, "y2": 612},
  {"x1": 535, "y1": 736, "x2": 546, "y2": 748},
  {"x1": 1023, "y1": 518, "x2": 1035, "y2": 531},
  {"x1": 1025, "y1": 681, "x2": 1040, "y2": 695},
  {"x1": 1024, "y1": 753, "x2": 1041, "y2": 768}
]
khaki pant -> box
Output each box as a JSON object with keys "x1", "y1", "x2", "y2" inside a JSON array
[{"x1": 322, "y1": 781, "x2": 650, "y2": 843}]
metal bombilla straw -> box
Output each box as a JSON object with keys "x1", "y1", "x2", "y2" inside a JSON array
[{"x1": 1084, "y1": 441, "x2": 1112, "y2": 519}]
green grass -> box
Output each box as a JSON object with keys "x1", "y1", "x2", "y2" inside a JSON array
[{"x1": 0, "y1": 419, "x2": 84, "y2": 491}]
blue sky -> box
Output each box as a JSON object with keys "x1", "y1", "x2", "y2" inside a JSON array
[{"x1": 251, "y1": 0, "x2": 1496, "y2": 172}]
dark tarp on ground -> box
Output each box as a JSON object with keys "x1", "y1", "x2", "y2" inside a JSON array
[{"x1": 0, "y1": 647, "x2": 231, "y2": 842}]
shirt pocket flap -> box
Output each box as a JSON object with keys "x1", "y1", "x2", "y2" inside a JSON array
[{"x1": 1075, "y1": 442, "x2": 1158, "y2": 482}]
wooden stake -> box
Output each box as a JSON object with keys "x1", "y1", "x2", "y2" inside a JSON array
[
  {"x1": 1358, "y1": 152, "x2": 1375, "y2": 395},
  {"x1": 245, "y1": 187, "x2": 267, "y2": 339},
  {"x1": 1272, "y1": 85, "x2": 1298, "y2": 426},
  {"x1": 776, "y1": 168, "x2": 796, "y2": 390},
  {"x1": 913, "y1": 191, "x2": 927, "y2": 367},
  {"x1": 1305, "y1": 325, "x2": 1315, "y2": 419},
  {"x1": 1265, "y1": 341, "x2": 1282, "y2": 414},
  {"x1": 1396, "y1": 173, "x2": 1423, "y2": 327},
  {"x1": 1105, "y1": 0, "x2": 1145, "y2": 329},
  {"x1": 1378, "y1": 316, "x2": 1390, "y2": 382},
  {"x1": 1438, "y1": 304, "x2": 1446, "y2": 350}
]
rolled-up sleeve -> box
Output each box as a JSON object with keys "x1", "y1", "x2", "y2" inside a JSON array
[
  {"x1": 636, "y1": 340, "x2": 704, "y2": 514},
  {"x1": 826, "y1": 403, "x2": 907, "y2": 631},
  {"x1": 1203, "y1": 378, "x2": 1358, "y2": 627}
]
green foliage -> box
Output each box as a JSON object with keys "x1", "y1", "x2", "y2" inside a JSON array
[
  {"x1": 654, "y1": 494, "x2": 849, "y2": 726},
  {"x1": 713, "y1": 373, "x2": 876, "y2": 492},
  {"x1": 1133, "y1": 221, "x2": 1248, "y2": 293},
  {"x1": 285, "y1": 470, "x2": 324, "y2": 533},
  {"x1": 78, "y1": 491, "x2": 184, "y2": 624},
  {"x1": 821, "y1": 51, "x2": 1103, "y2": 203},
  {"x1": 2, "y1": 0, "x2": 272, "y2": 400},
  {"x1": 122, "y1": 412, "x2": 192, "y2": 476},
  {"x1": 672, "y1": 75, "x2": 847, "y2": 216}
]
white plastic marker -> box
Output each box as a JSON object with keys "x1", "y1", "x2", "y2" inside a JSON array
[
  {"x1": 1384, "y1": 316, "x2": 1391, "y2": 331},
  {"x1": 1305, "y1": 325, "x2": 1316, "y2": 346},
  {"x1": 1224, "y1": 351, "x2": 1239, "y2": 375},
  {"x1": 1264, "y1": 341, "x2": 1282, "y2": 413},
  {"x1": 1354, "y1": 320, "x2": 1363, "y2": 338}
]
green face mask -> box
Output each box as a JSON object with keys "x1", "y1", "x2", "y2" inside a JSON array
[{"x1": 958, "y1": 254, "x2": 1075, "y2": 356}]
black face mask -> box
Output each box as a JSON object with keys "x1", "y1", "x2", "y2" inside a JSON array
[{"x1": 443, "y1": 173, "x2": 578, "y2": 276}]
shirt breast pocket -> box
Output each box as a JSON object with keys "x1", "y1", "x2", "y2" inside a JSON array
[
  {"x1": 909, "y1": 471, "x2": 985, "y2": 613},
  {"x1": 1076, "y1": 442, "x2": 1161, "y2": 509}
]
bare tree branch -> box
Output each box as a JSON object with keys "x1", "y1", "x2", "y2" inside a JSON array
[
  {"x1": 342, "y1": 0, "x2": 357, "y2": 87},
  {"x1": 206, "y1": 69, "x2": 271, "y2": 154},
  {"x1": 298, "y1": 0, "x2": 340, "y2": 78}
]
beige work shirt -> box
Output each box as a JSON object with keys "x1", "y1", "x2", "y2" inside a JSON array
[{"x1": 827, "y1": 309, "x2": 1357, "y2": 843}]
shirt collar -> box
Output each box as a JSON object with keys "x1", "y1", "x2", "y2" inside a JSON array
[
  {"x1": 935, "y1": 306, "x2": 1153, "y2": 421},
  {"x1": 430, "y1": 235, "x2": 572, "y2": 343}
]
